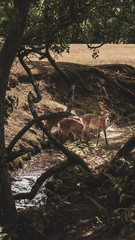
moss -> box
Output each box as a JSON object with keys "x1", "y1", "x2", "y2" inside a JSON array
[
  {"x1": 22, "y1": 153, "x2": 31, "y2": 161},
  {"x1": 39, "y1": 139, "x2": 48, "y2": 149},
  {"x1": 18, "y1": 141, "x2": 33, "y2": 152},
  {"x1": 22, "y1": 132, "x2": 42, "y2": 153},
  {"x1": 14, "y1": 157, "x2": 23, "y2": 168},
  {"x1": 41, "y1": 98, "x2": 66, "y2": 112},
  {"x1": 22, "y1": 132, "x2": 38, "y2": 144},
  {"x1": 8, "y1": 157, "x2": 23, "y2": 170}
]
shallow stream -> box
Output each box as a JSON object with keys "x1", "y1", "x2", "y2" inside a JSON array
[{"x1": 11, "y1": 151, "x2": 55, "y2": 210}]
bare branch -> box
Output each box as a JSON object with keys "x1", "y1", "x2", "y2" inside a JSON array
[
  {"x1": 87, "y1": 43, "x2": 105, "y2": 50},
  {"x1": 44, "y1": 24, "x2": 76, "y2": 112},
  {"x1": 14, "y1": 155, "x2": 92, "y2": 200},
  {"x1": 18, "y1": 49, "x2": 42, "y2": 103},
  {"x1": 112, "y1": 137, "x2": 135, "y2": 162},
  {"x1": 8, "y1": 149, "x2": 31, "y2": 163},
  {"x1": 13, "y1": 90, "x2": 91, "y2": 201},
  {"x1": 6, "y1": 111, "x2": 72, "y2": 155}
]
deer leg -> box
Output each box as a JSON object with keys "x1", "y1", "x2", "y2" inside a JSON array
[
  {"x1": 43, "y1": 131, "x2": 45, "y2": 141},
  {"x1": 82, "y1": 130, "x2": 85, "y2": 141},
  {"x1": 58, "y1": 131, "x2": 63, "y2": 142},
  {"x1": 96, "y1": 129, "x2": 100, "y2": 146},
  {"x1": 85, "y1": 131, "x2": 89, "y2": 145},
  {"x1": 60, "y1": 133, "x2": 65, "y2": 143},
  {"x1": 103, "y1": 129, "x2": 108, "y2": 145},
  {"x1": 60, "y1": 130, "x2": 68, "y2": 143},
  {"x1": 82, "y1": 127, "x2": 88, "y2": 143},
  {"x1": 68, "y1": 132, "x2": 75, "y2": 141}
]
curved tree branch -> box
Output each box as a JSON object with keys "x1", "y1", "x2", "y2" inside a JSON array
[
  {"x1": 28, "y1": 92, "x2": 90, "y2": 172},
  {"x1": 6, "y1": 111, "x2": 72, "y2": 156},
  {"x1": 116, "y1": 77, "x2": 135, "y2": 88},
  {"x1": 112, "y1": 137, "x2": 135, "y2": 162},
  {"x1": 25, "y1": 89, "x2": 91, "y2": 201},
  {"x1": 18, "y1": 49, "x2": 42, "y2": 103},
  {"x1": 13, "y1": 90, "x2": 91, "y2": 201},
  {"x1": 40, "y1": 21, "x2": 78, "y2": 112},
  {"x1": 13, "y1": 20, "x2": 95, "y2": 202},
  {"x1": 8, "y1": 149, "x2": 31, "y2": 163},
  {"x1": 87, "y1": 43, "x2": 105, "y2": 50},
  {"x1": 14, "y1": 154, "x2": 92, "y2": 201}
]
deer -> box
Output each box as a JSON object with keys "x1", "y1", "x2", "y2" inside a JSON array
[
  {"x1": 43, "y1": 109, "x2": 84, "y2": 141},
  {"x1": 81, "y1": 112, "x2": 111, "y2": 146},
  {"x1": 43, "y1": 117, "x2": 63, "y2": 141},
  {"x1": 57, "y1": 117, "x2": 83, "y2": 143}
]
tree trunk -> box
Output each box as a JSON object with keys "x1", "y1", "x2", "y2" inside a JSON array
[{"x1": 0, "y1": 0, "x2": 31, "y2": 227}]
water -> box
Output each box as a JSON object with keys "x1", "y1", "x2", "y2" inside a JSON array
[
  {"x1": 11, "y1": 152, "x2": 52, "y2": 210},
  {"x1": 12, "y1": 175, "x2": 46, "y2": 210},
  {"x1": 0, "y1": 227, "x2": 3, "y2": 240}
]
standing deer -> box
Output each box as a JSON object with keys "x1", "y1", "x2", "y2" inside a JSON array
[
  {"x1": 43, "y1": 109, "x2": 84, "y2": 141},
  {"x1": 57, "y1": 118, "x2": 83, "y2": 143},
  {"x1": 81, "y1": 112, "x2": 111, "y2": 146}
]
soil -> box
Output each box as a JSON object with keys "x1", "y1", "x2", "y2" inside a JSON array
[{"x1": 5, "y1": 44, "x2": 135, "y2": 239}]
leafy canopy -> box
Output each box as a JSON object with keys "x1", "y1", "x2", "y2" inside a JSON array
[{"x1": 1, "y1": 0, "x2": 135, "y2": 54}]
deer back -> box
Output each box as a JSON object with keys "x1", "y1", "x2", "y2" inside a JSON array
[
  {"x1": 81, "y1": 113, "x2": 110, "y2": 130},
  {"x1": 57, "y1": 118, "x2": 83, "y2": 136},
  {"x1": 45, "y1": 118, "x2": 63, "y2": 131}
]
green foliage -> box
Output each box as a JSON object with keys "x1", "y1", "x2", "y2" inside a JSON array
[
  {"x1": 1, "y1": 0, "x2": 135, "y2": 52},
  {"x1": 113, "y1": 205, "x2": 135, "y2": 224},
  {"x1": 80, "y1": 1, "x2": 135, "y2": 43},
  {"x1": 104, "y1": 173, "x2": 123, "y2": 194},
  {"x1": 0, "y1": 3, "x2": 20, "y2": 31},
  {"x1": 58, "y1": 165, "x2": 90, "y2": 191},
  {"x1": 4, "y1": 95, "x2": 18, "y2": 119},
  {"x1": 102, "y1": 155, "x2": 135, "y2": 225},
  {"x1": 85, "y1": 195, "x2": 107, "y2": 216},
  {"x1": 24, "y1": 0, "x2": 90, "y2": 54},
  {"x1": 45, "y1": 165, "x2": 90, "y2": 212}
]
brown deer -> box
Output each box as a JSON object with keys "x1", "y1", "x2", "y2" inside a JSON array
[
  {"x1": 57, "y1": 118, "x2": 83, "y2": 143},
  {"x1": 43, "y1": 109, "x2": 84, "y2": 141},
  {"x1": 43, "y1": 117, "x2": 63, "y2": 141},
  {"x1": 81, "y1": 112, "x2": 111, "y2": 146}
]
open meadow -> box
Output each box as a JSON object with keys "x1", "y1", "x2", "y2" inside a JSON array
[{"x1": 49, "y1": 44, "x2": 135, "y2": 67}]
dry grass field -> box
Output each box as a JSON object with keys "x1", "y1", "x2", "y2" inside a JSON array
[{"x1": 50, "y1": 44, "x2": 135, "y2": 67}]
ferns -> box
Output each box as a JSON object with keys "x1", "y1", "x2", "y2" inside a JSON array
[{"x1": 113, "y1": 204, "x2": 135, "y2": 224}]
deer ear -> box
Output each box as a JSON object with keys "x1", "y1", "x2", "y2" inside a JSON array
[{"x1": 100, "y1": 111, "x2": 105, "y2": 116}]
